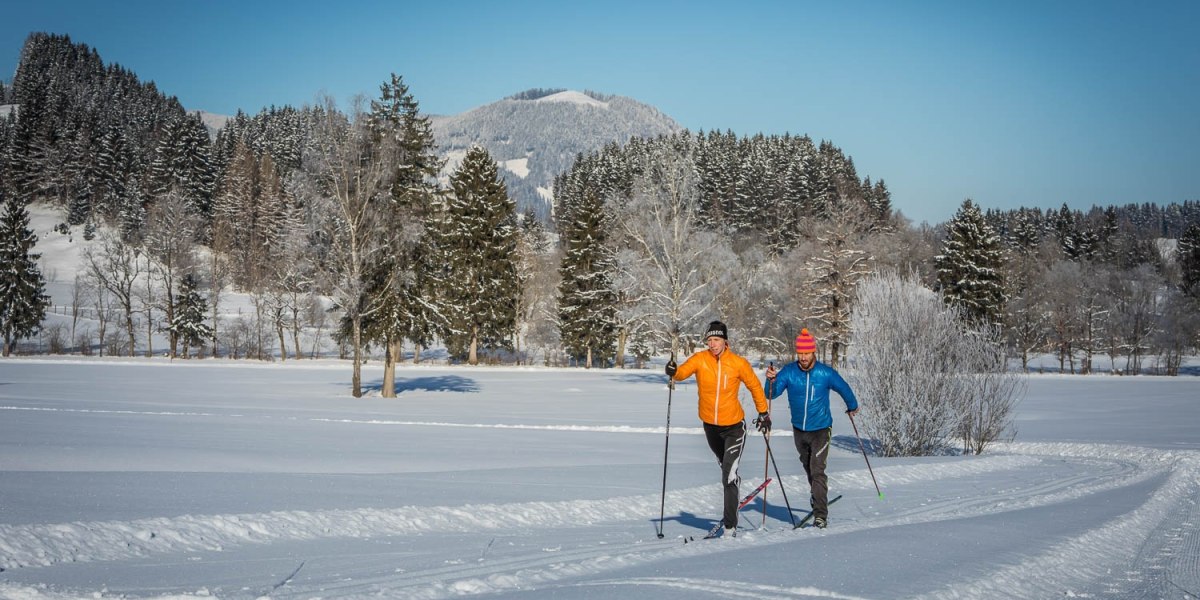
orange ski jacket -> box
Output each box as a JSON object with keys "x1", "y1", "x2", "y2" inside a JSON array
[{"x1": 672, "y1": 349, "x2": 768, "y2": 426}]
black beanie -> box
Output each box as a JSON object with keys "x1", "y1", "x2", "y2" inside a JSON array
[{"x1": 703, "y1": 320, "x2": 728, "y2": 340}]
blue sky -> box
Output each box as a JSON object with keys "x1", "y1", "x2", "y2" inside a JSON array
[{"x1": 2, "y1": 0, "x2": 1197, "y2": 225}]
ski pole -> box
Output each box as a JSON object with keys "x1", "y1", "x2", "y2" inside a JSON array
[
  {"x1": 763, "y1": 424, "x2": 797, "y2": 527},
  {"x1": 761, "y1": 364, "x2": 773, "y2": 528},
  {"x1": 848, "y1": 411, "x2": 883, "y2": 499},
  {"x1": 656, "y1": 356, "x2": 675, "y2": 538}
]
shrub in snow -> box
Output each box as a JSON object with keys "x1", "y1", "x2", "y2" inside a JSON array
[{"x1": 848, "y1": 270, "x2": 1024, "y2": 456}]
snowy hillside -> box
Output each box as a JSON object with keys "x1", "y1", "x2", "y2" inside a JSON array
[
  {"x1": 27, "y1": 202, "x2": 337, "y2": 360},
  {"x1": 431, "y1": 89, "x2": 681, "y2": 219}
]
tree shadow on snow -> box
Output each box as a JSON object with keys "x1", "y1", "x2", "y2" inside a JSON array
[
  {"x1": 832, "y1": 434, "x2": 962, "y2": 457},
  {"x1": 609, "y1": 372, "x2": 677, "y2": 385},
  {"x1": 832, "y1": 434, "x2": 880, "y2": 455},
  {"x1": 362, "y1": 375, "x2": 480, "y2": 396}
]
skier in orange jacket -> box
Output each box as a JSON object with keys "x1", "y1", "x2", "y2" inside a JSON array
[{"x1": 665, "y1": 320, "x2": 769, "y2": 537}]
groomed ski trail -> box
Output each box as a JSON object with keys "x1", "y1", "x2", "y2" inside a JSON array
[{"x1": 1, "y1": 443, "x2": 1195, "y2": 599}]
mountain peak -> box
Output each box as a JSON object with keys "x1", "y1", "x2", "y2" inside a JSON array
[
  {"x1": 527, "y1": 90, "x2": 609, "y2": 109},
  {"x1": 432, "y1": 89, "x2": 680, "y2": 220}
]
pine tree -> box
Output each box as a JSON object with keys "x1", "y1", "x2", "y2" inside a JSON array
[
  {"x1": 0, "y1": 195, "x2": 51, "y2": 355},
  {"x1": 435, "y1": 145, "x2": 521, "y2": 365},
  {"x1": 557, "y1": 188, "x2": 617, "y2": 368},
  {"x1": 935, "y1": 199, "x2": 1008, "y2": 324},
  {"x1": 169, "y1": 273, "x2": 212, "y2": 359}
]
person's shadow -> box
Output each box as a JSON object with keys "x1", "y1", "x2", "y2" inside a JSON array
[
  {"x1": 654, "y1": 511, "x2": 718, "y2": 535},
  {"x1": 652, "y1": 500, "x2": 804, "y2": 536}
]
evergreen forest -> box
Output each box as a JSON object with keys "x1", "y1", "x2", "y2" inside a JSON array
[{"x1": 3, "y1": 33, "x2": 1199, "y2": 387}]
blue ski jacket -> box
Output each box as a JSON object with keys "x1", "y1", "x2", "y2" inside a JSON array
[{"x1": 764, "y1": 360, "x2": 858, "y2": 432}]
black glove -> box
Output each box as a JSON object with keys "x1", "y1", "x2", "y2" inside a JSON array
[
  {"x1": 754, "y1": 412, "x2": 772, "y2": 433},
  {"x1": 664, "y1": 359, "x2": 677, "y2": 377}
]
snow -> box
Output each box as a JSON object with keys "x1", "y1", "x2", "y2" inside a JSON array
[
  {"x1": 7, "y1": 202, "x2": 1200, "y2": 597},
  {"x1": 500, "y1": 157, "x2": 529, "y2": 179},
  {"x1": 0, "y1": 104, "x2": 17, "y2": 118},
  {"x1": 537, "y1": 186, "x2": 554, "y2": 210},
  {"x1": 531, "y1": 91, "x2": 609, "y2": 109},
  {"x1": 0, "y1": 358, "x2": 1198, "y2": 599}
]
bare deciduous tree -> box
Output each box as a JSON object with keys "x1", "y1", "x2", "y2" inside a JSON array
[
  {"x1": 70, "y1": 273, "x2": 90, "y2": 344},
  {"x1": 83, "y1": 232, "x2": 142, "y2": 356},
  {"x1": 1043, "y1": 261, "x2": 1085, "y2": 373},
  {"x1": 1155, "y1": 289, "x2": 1200, "y2": 375},
  {"x1": 515, "y1": 228, "x2": 561, "y2": 366},
  {"x1": 144, "y1": 189, "x2": 200, "y2": 358},
  {"x1": 291, "y1": 95, "x2": 403, "y2": 396},
  {"x1": 1104, "y1": 264, "x2": 1162, "y2": 374},
  {"x1": 612, "y1": 152, "x2": 730, "y2": 357}
]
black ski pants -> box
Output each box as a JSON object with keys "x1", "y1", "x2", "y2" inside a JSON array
[
  {"x1": 793, "y1": 426, "x2": 832, "y2": 520},
  {"x1": 704, "y1": 421, "x2": 746, "y2": 529}
]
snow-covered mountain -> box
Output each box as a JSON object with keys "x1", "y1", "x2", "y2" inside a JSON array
[
  {"x1": 192, "y1": 110, "x2": 230, "y2": 140},
  {"x1": 431, "y1": 89, "x2": 682, "y2": 219}
]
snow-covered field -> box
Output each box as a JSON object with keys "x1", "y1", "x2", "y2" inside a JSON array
[{"x1": 1, "y1": 358, "x2": 1198, "y2": 599}]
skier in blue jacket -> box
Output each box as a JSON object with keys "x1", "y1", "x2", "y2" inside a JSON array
[{"x1": 764, "y1": 328, "x2": 858, "y2": 528}]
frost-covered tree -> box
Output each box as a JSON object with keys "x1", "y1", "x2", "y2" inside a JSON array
[
  {"x1": 291, "y1": 95, "x2": 399, "y2": 396},
  {"x1": 849, "y1": 271, "x2": 1022, "y2": 456},
  {"x1": 557, "y1": 188, "x2": 617, "y2": 368},
  {"x1": 1179, "y1": 223, "x2": 1200, "y2": 300},
  {"x1": 143, "y1": 189, "x2": 200, "y2": 358},
  {"x1": 435, "y1": 145, "x2": 520, "y2": 365},
  {"x1": 1103, "y1": 264, "x2": 1162, "y2": 375},
  {"x1": 518, "y1": 234, "x2": 562, "y2": 366},
  {"x1": 612, "y1": 151, "x2": 728, "y2": 357},
  {"x1": 1156, "y1": 288, "x2": 1199, "y2": 376},
  {"x1": 792, "y1": 180, "x2": 882, "y2": 366},
  {"x1": 1042, "y1": 260, "x2": 1086, "y2": 373},
  {"x1": 935, "y1": 199, "x2": 1007, "y2": 324},
  {"x1": 83, "y1": 231, "x2": 142, "y2": 356},
  {"x1": 0, "y1": 196, "x2": 50, "y2": 355}
]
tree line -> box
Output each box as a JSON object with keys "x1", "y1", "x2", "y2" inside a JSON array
[{"x1": 2, "y1": 32, "x2": 1198, "y2": 390}]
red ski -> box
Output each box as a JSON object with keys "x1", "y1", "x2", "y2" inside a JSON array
[
  {"x1": 738, "y1": 477, "x2": 773, "y2": 510},
  {"x1": 699, "y1": 478, "x2": 773, "y2": 539}
]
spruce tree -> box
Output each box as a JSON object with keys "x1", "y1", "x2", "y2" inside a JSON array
[
  {"x1": 364, "y1": 74, "x2": 445, "y2": 388},
  {"x1": 557, "y1": 188, "x2": 617, "y2": 368},
  {"x1": 435, "y1": 146, "x2": 520, "y2": 365},
  {"x1": 0, "y1": 195, "x2": 51, "y2": 355},
  {"x1": 935, "y1": 199, "x2": 1007, "y2": 324},
  {"x1": 169, "y1": 273, "x2": 212, "y2": 359},
  {"x1": 149, "y1": 112, "x2": 216, "y2": 218}
]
